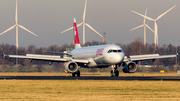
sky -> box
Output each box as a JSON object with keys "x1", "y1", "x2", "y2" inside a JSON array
[{"x1": 0, "y1": 0, "x2": 179, "y2": 47}]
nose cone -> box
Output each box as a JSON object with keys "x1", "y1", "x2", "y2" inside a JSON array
[
  {"x1": 108, "y1": 53, "x2": 124, "y2": 64},
  {"x1": 114, "y1": 53, "x2": 124, "y2": 63}
]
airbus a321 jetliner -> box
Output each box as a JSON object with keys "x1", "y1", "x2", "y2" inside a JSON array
[{"x1": 5, "y1": 18, "x2": 177, "y2": 77}]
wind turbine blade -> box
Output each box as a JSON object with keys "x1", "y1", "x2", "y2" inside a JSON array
[
  {"x1": 0, "y1": 25, "x2": 16, "y2": 36},
  {"x1": 61, "y1": 27, "x2": 73, "y2": 33},
  {"x1": 83, "y1": 0, "x2": 87, "y2": 22},
  {"x1": 130, "y1": 24, "x2": 144, "y2": 31},
  {"x1": 132, "y1": 10, "x2": 155, "y2": 21},
  {"x1": 15, "y1": 0, "x2": 18, "y2": 24},
  {"x1": 61, "y1": 22, "x2": 83, "y2": 34},
  {"x1": 77, "y1": 22, "x2": 83, "y2": 27},
  {"x1": 145, "y1": 24, "x2": 154, "y2": 33},
  {"x1": 156, "y1": 5, "x2": 176, "y2": 20},
  {"x1": 18, "y1": 25, "x2": 38, "y2": 37},
  {"x1": 85, "y1": 23, "x2": 103, "y2": 38},
  {"x1": 143, "y1": 8, "x2": 147, "y2": 24}
]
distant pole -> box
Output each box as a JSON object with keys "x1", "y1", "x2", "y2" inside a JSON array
[
  {"x1": 176, "y1": 42, "x2": 178, "y2": 67},
  {"x1": 3, "y1": 57, "x2": 4, "y2": 67},
  {"x1": 102, "y1": 33, "x2": 106, "y2": 45},
  {"x1": 16, "y1": 48, "x2": 18, "y2": 67}
]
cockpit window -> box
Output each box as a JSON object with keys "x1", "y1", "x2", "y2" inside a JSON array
[
  {"x1": 118, "y1": 50, "x2": 122, "y2": 52},
  {"x1": 108, "y1": 50, "x2": 112, "y2": 53},
  {"x1": 113, "y1": 50, "x2": 117, "y2": 52},
  {"x1": 107, "y1": 49, "x2": 122, "y2": 53}
]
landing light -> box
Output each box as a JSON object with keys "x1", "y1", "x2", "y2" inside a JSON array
[{"x1": 111, "y1": 65, "x2": 116, "y2": 68}]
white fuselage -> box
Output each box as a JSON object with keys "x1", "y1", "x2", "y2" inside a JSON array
[{"x1": 71, "y1": 44, "x2": 125, "y2": 67}]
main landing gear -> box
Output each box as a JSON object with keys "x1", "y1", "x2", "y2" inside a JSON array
[
  {"x1": 72, "y1": 70, "x2": 80, "y2": 77},
  {"x1": 111, "y1": 65, "x2": 119, "y2": 77}
]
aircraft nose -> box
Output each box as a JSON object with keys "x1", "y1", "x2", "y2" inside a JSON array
[
  {"x1": 109, "y1": 53, "x2": 124, "y2": 64},
  {"x1": 115, "y1": 53, "x2": 124, "y2": 62}
]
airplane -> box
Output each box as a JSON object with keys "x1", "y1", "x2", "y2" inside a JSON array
[{"x1": 4, "y1": 18, "x2": 177, "y2": 77}]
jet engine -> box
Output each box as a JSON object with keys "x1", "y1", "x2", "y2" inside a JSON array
[
  {"x1": 122, "y1": 61, "x2": 137, "y2": 73},
  {"x1": 64, "y1": 61, "x2": 79, "y2": 73}
]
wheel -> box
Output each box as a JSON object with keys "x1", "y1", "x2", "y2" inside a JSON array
[
  {"x1": 115, "y1": 70, "x2": 119, "y2": 77},
  {"x1": 122, "y1": 68, "x2": 125, "y2": 72},
  {"x1": 72, "y1": 73, "x2": 75, "y2": 77},
  {"x1": 110, "y1": 70, "x2": 114, "y2": 77},
  {"x1": 77, "y1": 70, "x2": 80, "y2": 77}
]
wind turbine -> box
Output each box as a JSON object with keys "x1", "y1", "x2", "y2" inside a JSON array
[
  {"x1": 0, "y1": 0, "x2": 38, "y2": 65},
  {"x1": 132, "y1": 5, "x2": 176, "y2": 46},
  {"x1": 61, "y1": 0, "x2": 103, "y2": 45},
  {"x1": 130, "y1": 8, "x2": 154, "y2": 46},
  {"x1": 0, "y1": 0, "x2": 38, "y2": 49}
]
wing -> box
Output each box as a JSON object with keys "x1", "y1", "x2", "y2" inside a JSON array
[
  {"x1": 123, "y1": 54, "x2": 177, "y2": 62},
  {"x1": 44, "y1": 51, "x2": 72, "y2": 56},
  {"x1": 5, "y1": 54, "x2": 89, "y2": 63}
]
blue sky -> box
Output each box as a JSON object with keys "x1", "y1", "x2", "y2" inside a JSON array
[{"x1": 0, "y1": 0, "x2": 179, "y2": 47}]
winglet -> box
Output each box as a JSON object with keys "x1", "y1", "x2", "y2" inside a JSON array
[
  {"x1": 2, "y1": 53, "x2": 8, "y2": 58},
  {"x1": 74, "y1": 18, "x2": 81, "y2": 48}
]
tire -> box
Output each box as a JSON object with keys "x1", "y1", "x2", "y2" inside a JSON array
[
  {"x1": 72, "y1": 73, "x2": 75, "y2": 77},
  {"x1": 111, "y1": 70, "x2": 114, "y2": 77},
  {"x1": 77, "y1": 70, "x2": 80, "y2": 77},
  {"x1": 115, "y1": 70, "x2": 119, "y2": 77}
]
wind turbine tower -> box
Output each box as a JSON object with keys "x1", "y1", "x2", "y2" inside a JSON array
[
  {"x1": 132, "y1": 5, "x2": 176, "y2": 46},
  {"x1": 130, "y1": 8, "x2": 154, "y2": 46},
  {"x1": 61, "y1": 0, "x2": 103, "y2": 45}
]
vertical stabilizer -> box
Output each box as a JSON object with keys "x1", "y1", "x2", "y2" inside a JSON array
[{"x1": 74, "y1": 18, "x2": 81, "y2": 48}]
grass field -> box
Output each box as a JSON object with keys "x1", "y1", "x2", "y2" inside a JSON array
[{"x1": 0, "y1": 80, "x2": 180, "y2": 101}]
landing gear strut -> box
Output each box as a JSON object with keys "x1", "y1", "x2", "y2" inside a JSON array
[
  {"x1": 111, "y1": 65, "x2": 119, "y2": 77},
  {"x1": 72, "y1": 70, "x2": 80, "y2": 77}
]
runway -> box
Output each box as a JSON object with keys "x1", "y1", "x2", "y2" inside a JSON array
[{"x1": 0, "y1": 76, "x2": 180, "y2": 81}]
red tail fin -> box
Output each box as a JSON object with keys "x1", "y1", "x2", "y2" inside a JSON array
[{"x1": 73, "y1": 18, "x2": 81, "y2": 48}]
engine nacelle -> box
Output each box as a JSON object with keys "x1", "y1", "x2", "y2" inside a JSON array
[
  {"x1": 122, "y1": 61, "x2": 137, "y2": 73},
  {"x1": 64, "y1": 61, "x2": 79, "y2": 73}
]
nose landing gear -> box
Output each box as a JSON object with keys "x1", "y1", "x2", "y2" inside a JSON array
[{"x1": 111, "y1": 65, "x2": 119, "y2": 77}]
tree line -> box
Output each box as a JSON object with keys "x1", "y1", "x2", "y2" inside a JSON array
[{"x1": 0, "y1": 38, "x2": 179, "y2": 72}]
